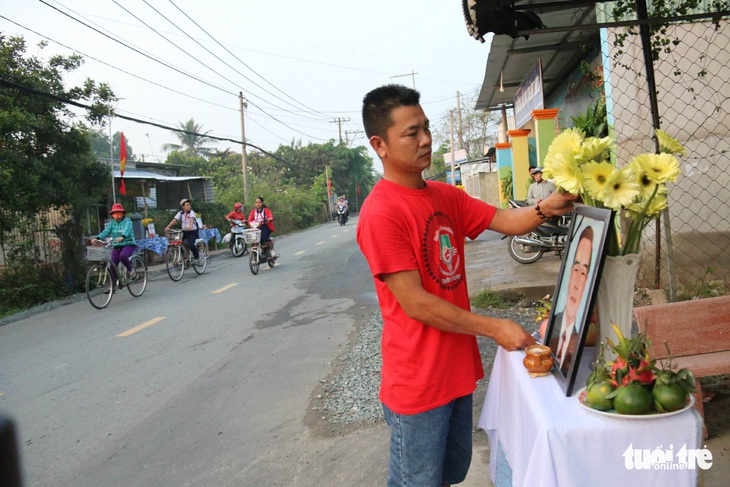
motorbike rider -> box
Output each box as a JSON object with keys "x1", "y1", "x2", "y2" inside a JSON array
[
  {"x1": 337, "y1": 195, "x2": 349, "y2": 222},
  {"x1": 248, "y1": 196, "x2": 276, "y2": 258},
  {"x1": 527, "y1": 167, "x2": 556, "y2": 205},
  {"x1": 224, "y1": 202, "x2": 248, "y2": 253}
]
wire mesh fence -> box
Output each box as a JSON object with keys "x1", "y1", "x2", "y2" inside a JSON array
[{"x1": 605, "y1": 17, "x2": 730, "y2": 299}]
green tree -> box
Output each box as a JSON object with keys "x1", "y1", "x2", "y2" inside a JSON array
[
  {"x1": 161, "y1": 118, "x2": 217, "y2": 157},
  {"x1": 88, "y1": 129, "x2": 136, "y2": 163},
  {"x1": 0, "y1": 34, "x2": 115, "y2": 299}
]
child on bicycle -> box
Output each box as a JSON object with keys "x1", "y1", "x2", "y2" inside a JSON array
[
  {"x1": 164, "y1": 198, "x2": 202, "y2": 264},
  {"x1": 91, "y1": 203, "x2": 137, "y2": 280}
]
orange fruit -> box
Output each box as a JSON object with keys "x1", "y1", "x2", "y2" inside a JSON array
[
  {"x1": 652, "y1": 384, "x2": 688, "y2": 412},
  {"x1": 613, "y1": 383, "x2": 652, "y2": 415}
]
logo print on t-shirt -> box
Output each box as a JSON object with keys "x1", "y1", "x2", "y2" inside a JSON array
[{"x1": 423, "y1": 212, "x2": 462, "y2": 290}]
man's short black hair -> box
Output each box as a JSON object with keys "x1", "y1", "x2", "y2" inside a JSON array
[{"x1": 362, "y1": 84, "x2": 421, "y2": 140}]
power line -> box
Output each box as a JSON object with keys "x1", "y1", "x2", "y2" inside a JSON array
[
  {"x1": 0, "y1": 77, "x2": 315, "y2": 173},
  {"x1": 37, "y1": 0, "x2": 236, "y2": 96},
  {"x1": 0, "y1": 15, "x2": 238, "y2": 113},
  {"x1": 146, "y1": 0, "x2": 330, "y2": 121},
  {"x1": 110, "y1": 0, "x2": 244, "y2": 92},
  {"x1": 166, "y1": 0, "x2": 333, "y2": 120}
]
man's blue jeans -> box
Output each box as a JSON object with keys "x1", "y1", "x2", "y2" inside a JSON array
[{"x1": 382, "y1": 394, "x2": 473, "y2": 487}]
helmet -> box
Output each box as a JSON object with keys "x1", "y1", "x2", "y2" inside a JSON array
[
  {"x1": 180, "y1": 198, "x2": 191, "y2": 208},
  {"x1": 109, "y1": 203, "x2": 126, "y2": 214},
  {"x1": 234, "y1": 202, "x2": 243, "y2": 210}
]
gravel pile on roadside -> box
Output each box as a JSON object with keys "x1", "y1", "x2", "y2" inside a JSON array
[{"x1": 318, "y1": 306, "x2": 540, "y2": 426}]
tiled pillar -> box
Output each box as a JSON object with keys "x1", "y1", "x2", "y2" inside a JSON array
[
  {"x1": 508, "y1": 129, "x2": 531, "y2": 200},
  {"x1": 532, "y1": 108, "x2": 560, "y2": 166},
  {"x1": 495, "y1": 142, "x2": 512, "y2": 208}
]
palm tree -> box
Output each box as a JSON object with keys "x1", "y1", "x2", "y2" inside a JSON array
[{"x1": 162, "y1": 119, "x2": 216, "y2": 157}]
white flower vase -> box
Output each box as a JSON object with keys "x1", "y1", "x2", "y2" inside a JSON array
[{"x1": 595, "y1": 254, "x2": 640, "y2": 360}]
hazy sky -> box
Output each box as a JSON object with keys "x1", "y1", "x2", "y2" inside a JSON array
[{"x1": 3, "y1": 0, "x2": 492, "y2": 171}]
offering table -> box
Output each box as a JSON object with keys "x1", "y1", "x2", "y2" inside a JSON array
[{"x1": 478, "y1": 347, "x2": 704, "y2": 487}]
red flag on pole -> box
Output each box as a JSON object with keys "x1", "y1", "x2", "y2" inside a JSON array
[
  {"x1": 119, "y1": 132, "x2": 127, "y2": 195},
  {"x1": 356, "y1": 183, "x2": 361, "y2": 195},
  {"x1": 327, "y1": 178, "x2": 332, "y2": 198}
]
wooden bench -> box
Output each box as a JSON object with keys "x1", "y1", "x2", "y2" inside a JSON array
[{"x1": 634, "y1": 295, "x2": 730, "y2": 438}]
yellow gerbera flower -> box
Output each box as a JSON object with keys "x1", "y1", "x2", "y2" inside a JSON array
[
  {"x1": 549, "y1": 153, "x2": 584, "y2": 195},
  {"x1": 627, "y1": 190, "x2": 668, "y2": 217},
  {"x1": 598, "y1": 166, "x2": 641, "y2": 210},
  {"x1": 581, "y1": 161, "x2": 616, "y2": 200},
  {"x1": 656, "y1": 129, "x2": 686, "y2": 155},
  {"x1": 545, "y1": 128, "x2": 584, "y2": 161},
  {"x1": 628, "y1": 154, "x2": 659, "y2": 200},
  {"x1": 578, "y1": 136, "x2": 613, "y2": 164},
  {"x1": 640, "y1": 152, "x2": 681, "y2": 184}
]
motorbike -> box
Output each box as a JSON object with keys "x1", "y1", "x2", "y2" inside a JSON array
[
  {"x1": 245, "y1": 221, "x2": 278, "y2": 275},
  {"x1": 337, "y1": 204, "x2": 348, "y2": 226},
  {"x1": 504, "y1": 199, "x2": 571, "y2": 264},
  {"x1": 227, "y1": 219, "x2": 249, "y2": 257}
]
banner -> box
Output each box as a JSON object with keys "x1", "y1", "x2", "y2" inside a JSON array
[{"x1": 119, "y1": 132, "x2": 127, "y2": 195}]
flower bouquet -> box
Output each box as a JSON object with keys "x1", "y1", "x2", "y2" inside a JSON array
[
  {"x1": 542, "y1": 128, "x2": 685, "y2": 256},
  {"x1": 582, "y1": 324, "x2": 696, "y2": 416}
]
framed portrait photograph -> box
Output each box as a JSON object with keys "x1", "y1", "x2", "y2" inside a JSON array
[{"x1": 543, "y1": 205, "x2": 614, "y2": 396}]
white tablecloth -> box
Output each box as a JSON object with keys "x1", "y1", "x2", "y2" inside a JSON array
[{"x1": 478, "y1": 347, "x2": 703, "y2": 487}]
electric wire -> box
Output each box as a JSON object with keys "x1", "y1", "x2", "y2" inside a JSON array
[
  {"x1": 145, "y1": 0, "x2": 330, "y2": 121},
  {"x1": 111, "y1": 0, "x2": 244, "y2": 92},
  {"x1": 166, "y1": 0, "x2": 334, "y2": 119},
  {"x1": 37, "y1": 0, "x2": 236, "y2": 96},
  {"x1": 0, "y1": 15, "x2": 238, "y2": 113},
  {"x1": 0, "y1": 78, "x2": 315, "y2": 173}
]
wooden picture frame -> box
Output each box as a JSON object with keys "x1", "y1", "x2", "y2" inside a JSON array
[{"x1": 543, "y1": 205, "x2": 614, "y2": 396}]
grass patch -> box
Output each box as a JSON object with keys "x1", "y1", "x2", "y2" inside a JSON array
[{"x1": 471, "y1": 289, "x2": 522, "y2": 309}]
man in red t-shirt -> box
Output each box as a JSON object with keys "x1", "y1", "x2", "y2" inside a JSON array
[
  {"x1": 224, "y1": 202, "x2": 246, "y2": 252},
  {"x1": 357, "y1": 85, "x2": 575, "y2": 487}
]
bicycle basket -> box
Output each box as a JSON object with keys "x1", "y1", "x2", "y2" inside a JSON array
[
  {"x1": 242, "y1": 229, "x2": 261, "y2": 244},
  {"x1": 168, "y1": 230, "x2": 183, "y2": 243},
  {"x1": 85, "y1": 246, "x2": 112, "y2": 261}
]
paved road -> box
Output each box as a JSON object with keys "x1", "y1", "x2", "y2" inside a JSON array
[{"x1": 0, "y1": 219, "x2": 392, "y2": 486}]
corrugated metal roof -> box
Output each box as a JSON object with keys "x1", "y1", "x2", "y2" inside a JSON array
[{"x1": 470, "y1": 1, "x2": 600, "y2": 111}]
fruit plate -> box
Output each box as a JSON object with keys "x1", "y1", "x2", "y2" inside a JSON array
[{"x1": 576, "y1": 387, "x2": 695, "y2": 419}]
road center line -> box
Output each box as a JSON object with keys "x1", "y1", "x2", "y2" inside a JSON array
[
  {"x1": 331, "y1": 235, "x2": 339, "y2": 238},
  {"x1": 294, "y1": 250, "x2": 305, "y2": 256},
  {"x1": 212, "y1": 283, "x2": 239, "y2": 294},
  {"x1": 316, "y1": 241, "x2": 325, "y2": 245},
  {"x1": 117, "y1": 317, "x2": 166, "y2": 338}
]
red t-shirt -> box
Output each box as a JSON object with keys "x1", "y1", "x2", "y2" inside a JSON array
[
  {"x1": 226, "y1": 210, "x2": 246, "y2": 222},
  {"x1": 356, "y1": 179, "x2": 497, "y2": 414}
]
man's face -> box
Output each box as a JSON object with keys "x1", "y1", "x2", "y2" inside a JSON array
[
  {"x1": 564, "y1": 236, "x2": 592, "y2": 325},
  {"x1": 370, "y1": 105, "x2": 432, "y2": 174},
  {"x1": 533, "y1": 172, "x2": 543, "y2": 182}
]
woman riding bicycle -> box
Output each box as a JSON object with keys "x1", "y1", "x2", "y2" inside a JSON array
[
  {"x1": 91, "y1": 203, "x2": 137, "y2": 280},
  {"x1": 248, "y1": 196, "x2": 276, "y2": 258},
  {"x1": 164, "y1": 198, "x2": 202, "y2": 264}
]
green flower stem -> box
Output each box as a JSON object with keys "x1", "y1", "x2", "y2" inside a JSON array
[{"x1": 621, "y1": 185, "x2": 660, "y2": 255}]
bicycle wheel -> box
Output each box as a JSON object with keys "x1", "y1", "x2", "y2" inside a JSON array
[
  {"x1": 86, "y1": 262, "x2": 113, "y2": 309},
  {"x1": 249, "y1": 249, "x2": 260, "y2": 275},
  {"x1": 193, "y1": 241, "x2": 208, "y2": 274},
  {"x1": 127, "y1": 255, "x2": 148, "y2": 297},
  {"x1": 165, "y1": 245, "x2": 185, "y2": 281}
]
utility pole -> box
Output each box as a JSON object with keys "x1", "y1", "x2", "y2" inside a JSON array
[
  {"x1": 107, "y1": 104, "x2": 116, "y2": 204},
  {"x1": 330, "y1": 117, "x2": 350, "y2": 144},
  {"x1": 391, "y1": 71, "x2": 418, "y2": 89},
  {"x1": 456, "y1": 91, "x2": 464, "y2": 150},
  {"x1": 344, "y1": 129, "x2": 363, "y2": 146},
  {"x1": 239, "y1": 92, "x2": 249, "y2": 205},
  {"x1": 449, "y1": 110, "x2": 456, "y2": 186}
]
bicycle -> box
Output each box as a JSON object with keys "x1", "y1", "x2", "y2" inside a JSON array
[
  {"x1": 243, "y1": 227, "x2": 277, "y2": 275},
  {"x1": 85, "y1": 238, "x2": 148, "y2": 310},
  {"x1": 164, "y1": 229, "x2": 209, "y2": 281}
]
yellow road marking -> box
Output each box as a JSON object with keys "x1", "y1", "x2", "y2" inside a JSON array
[
  {"x1": 117, "y1": 317, "x2": 166, "y2": 337},
  {"x1": 212, "y1": 283, "x2": 239, "y2": 294},
  {"x1": 294, "y1": 250, "x2": 305, "y2": 256},
  {"x1": 316, "y1": 241, "x2": 325, "y2": 245},
  {"x1": 331, "y1": 234, "x2": 339, "y2": 238},
  {"x1": 0, "y1": 392, "x2": 4, "y2": 397}
]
